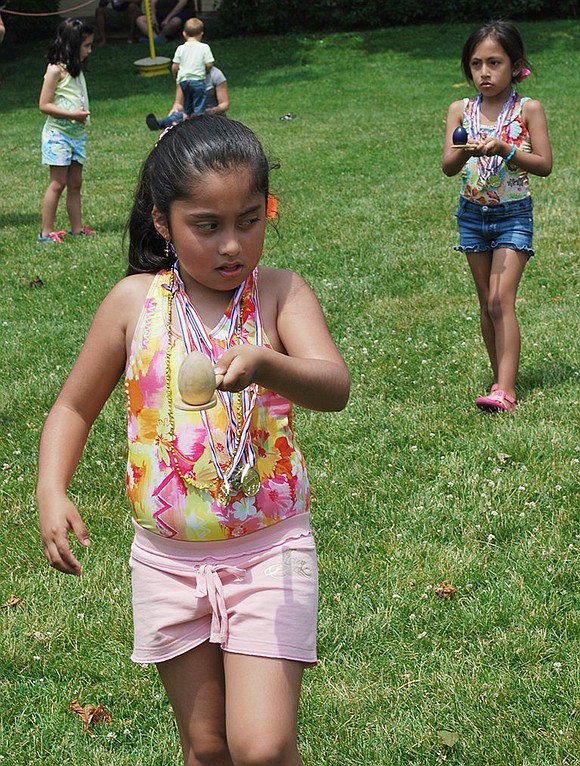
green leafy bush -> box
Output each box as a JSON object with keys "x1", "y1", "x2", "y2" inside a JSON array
[
  {"x1": 215, "y1": 0, "x2": 577, "y2": 36},
  {"x1": 4, "y1": 0, "x2": 62, "y2": 42}
]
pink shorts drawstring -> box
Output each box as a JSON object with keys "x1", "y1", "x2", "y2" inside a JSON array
[{"x1": 194, "y1": 564, "x2": 246, "y2": 644}]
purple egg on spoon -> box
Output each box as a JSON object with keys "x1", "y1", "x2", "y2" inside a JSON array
[{"x1": 452, "y1": 126, "x2": 468, "y2": 145}]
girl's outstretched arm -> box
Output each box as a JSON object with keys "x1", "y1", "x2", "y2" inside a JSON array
[
  {"x1": 215, "y1": 268, "x2": 350, "y2": 412},
  {"x1": 37, "y1": 277, "x2": 147, "y2": 575}
]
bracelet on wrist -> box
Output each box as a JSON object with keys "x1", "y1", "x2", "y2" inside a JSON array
[{"x1": 504, "y1": 145, "x2": 517, "y2": 163}]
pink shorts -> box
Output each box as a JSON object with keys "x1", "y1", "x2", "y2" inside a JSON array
[{"x1": 129, "y1": 514, "x2": 318, "y2": 665}]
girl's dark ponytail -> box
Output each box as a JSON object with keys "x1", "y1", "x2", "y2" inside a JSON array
[{"x1": 126, "y1": 163, "x2": 175, "y2": 275}]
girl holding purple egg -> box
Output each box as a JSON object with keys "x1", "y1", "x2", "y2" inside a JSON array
[{"x1": 442, "y1": 20, "x2": 552, "y2": 413}]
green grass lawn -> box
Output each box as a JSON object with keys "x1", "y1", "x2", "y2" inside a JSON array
[{"x1": 0, "y1": 19, "x2": 579, "y2": 766}]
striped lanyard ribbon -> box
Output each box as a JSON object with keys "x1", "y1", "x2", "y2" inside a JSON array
[
  {"x1": 171, "y1": 263, "x2": 261, "y2": 482},
  {"x1": 469, "y1": 89, "x2": 517, "y2": 182}
]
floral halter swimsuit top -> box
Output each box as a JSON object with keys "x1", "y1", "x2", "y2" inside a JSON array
[
  {"x1": 124, "y1": 267, "x2": 310, "y2": 541},
  {"x1": 460, "y1": 92, "x2": 532, "y2": 205}
]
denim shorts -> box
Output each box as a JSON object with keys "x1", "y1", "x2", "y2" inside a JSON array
[{"x1": 454, "y1": 196, "x2": 534, "y2": 257}]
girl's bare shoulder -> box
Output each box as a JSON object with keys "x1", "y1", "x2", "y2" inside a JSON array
[
  {"x1": 255, "y1": 267, "x2": 316, "y2": 351},
  {"x1": 44, "y1": 62, "x2": 66, "y2": 81},
  {"x1": 521, "y1": 97, "x2": 546, "y2": 118},
  {"x1": 107, "y1": 272, "x2": 155, "y2": 300},
  {"x1": 257, "y1": 265, "x2": 310, "y2": 295},
  {"x1": 98, "y1": 273, "x2": 155, "y2": 323},
  {"x1": 94, "y1": 273, "x2": 156, "y2": 349},
  {"x1": 447, "y1": 98, "x2": 467, "y2": 116},
  {"x1": 48, "y1": 62, "x2": 67, "y2": 74}
]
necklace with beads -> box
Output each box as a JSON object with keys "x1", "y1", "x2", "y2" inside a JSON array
[
  {"x1": 164, "y1": 264, "x2": 261, "y2": 506},
  {"x1": 469, "y1": 89, "x2": 517, "y2": 189}
]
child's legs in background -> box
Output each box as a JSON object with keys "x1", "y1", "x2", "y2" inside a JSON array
[
  {"x1": 191, "y1": 81, "x2": 207, "y2": 116},
  {"x1": 180, "y1": 81, "x2": 193, "y2": 116},
  {"x1": 181, "y1": 80, "x2": 207, "y2": 116},
  {"x1": 41, "y1": 126, "x2": 71, "y2": 235},
  {"x1": 66, "y1": 134, "x2": 87, "y2": 233},
  {"x1": 41, "y1": 165, "x2": 69, "y2": 235},
  {"x1": 65, "y1": 161, "x2": 84, "y2": 234},
  {"x1": 158, "y1": 110, "x2": 187, "y2": 129},
  {"x1": 41, "y1": 128, "x2": 87, "y2": 234},
  {"x1": 224, "y1": 653, "x2": 305, "y2": 766}
]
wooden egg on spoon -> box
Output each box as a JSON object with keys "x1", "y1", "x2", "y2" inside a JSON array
[{"x1": 174, "y1": 351, "x2": 224, "y2": 411}]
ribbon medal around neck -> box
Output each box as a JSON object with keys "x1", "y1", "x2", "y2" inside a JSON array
[
  {"x1": 170, "y1": 264, "x2": 262, "y2": 506},
  {"x1": 469, "y1": 90, "x2": 517, "y2": 190}
]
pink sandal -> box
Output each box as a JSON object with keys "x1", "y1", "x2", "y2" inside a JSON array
[
  {"x1": 38, "y1": 230, "x2": 67, "y2": 244},
  {"x1": 475, "y1": 389, "x2": 517, "y2": 413},
  {"x1": 69, "y1": 225, "x2": 95, "y2": 236}
]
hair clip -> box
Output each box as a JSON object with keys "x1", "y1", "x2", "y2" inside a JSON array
[
  {"x1": 154, "y1": 122, "x2": 180, "y2": 147},
  {"x1": 266, "y1": 194, "x2": 278, "y2": 220},
  {"x1": 515, "y1": 67, "x2": 531, "y2": 82}
]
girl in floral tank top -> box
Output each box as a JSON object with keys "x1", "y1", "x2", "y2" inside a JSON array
[
  {"x1": 37, "y1": 116, "x2": 350, "y2": 766},
  {"x1": 125, "y1": 265, "x2": 311, "y2": 541},
  {"x1": 442, "y1": 20, "x2": 552, "y2": 414}
]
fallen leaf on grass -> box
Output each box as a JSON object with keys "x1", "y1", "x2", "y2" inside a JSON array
[
  {"x1": 434, "y1": 581, "x2": 458, "y2": 599},
  {"x1": 1, "y1": 594, "x2": 25, "y2": 609},
  {"x1": 452, "y1": 81, "x2": 469, "y2": 87},
  {"x1": 69, "y1": 700, "x2": 112, "y2": 732},
  {"x1": 438, "y1": 729, "x2": 460, "y2": 747},
  {"x1": 28, "y1": 276, "x2": 44, "y2": 288}
]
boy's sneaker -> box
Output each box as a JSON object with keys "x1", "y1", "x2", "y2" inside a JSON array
[
  {"x1": 69, "y1": 226, "x2": 95, "y2": 236},
  {"x1": 146, "y1": 113, "x2": 160, "y2": 131},
  {"x1": 38, "y1": 230, "x2": 66, "y2": 244}
]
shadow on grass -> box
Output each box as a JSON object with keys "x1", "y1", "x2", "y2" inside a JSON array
[
  {"x1": 1, "y1": 212, "x2": 38, "y2": 227},
  {"x1": 518, "y1": 363, "x2": 579, "y2": 394},
  {"x1": 1, "y1": 20, "x2": 577, "y2": 111}
]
